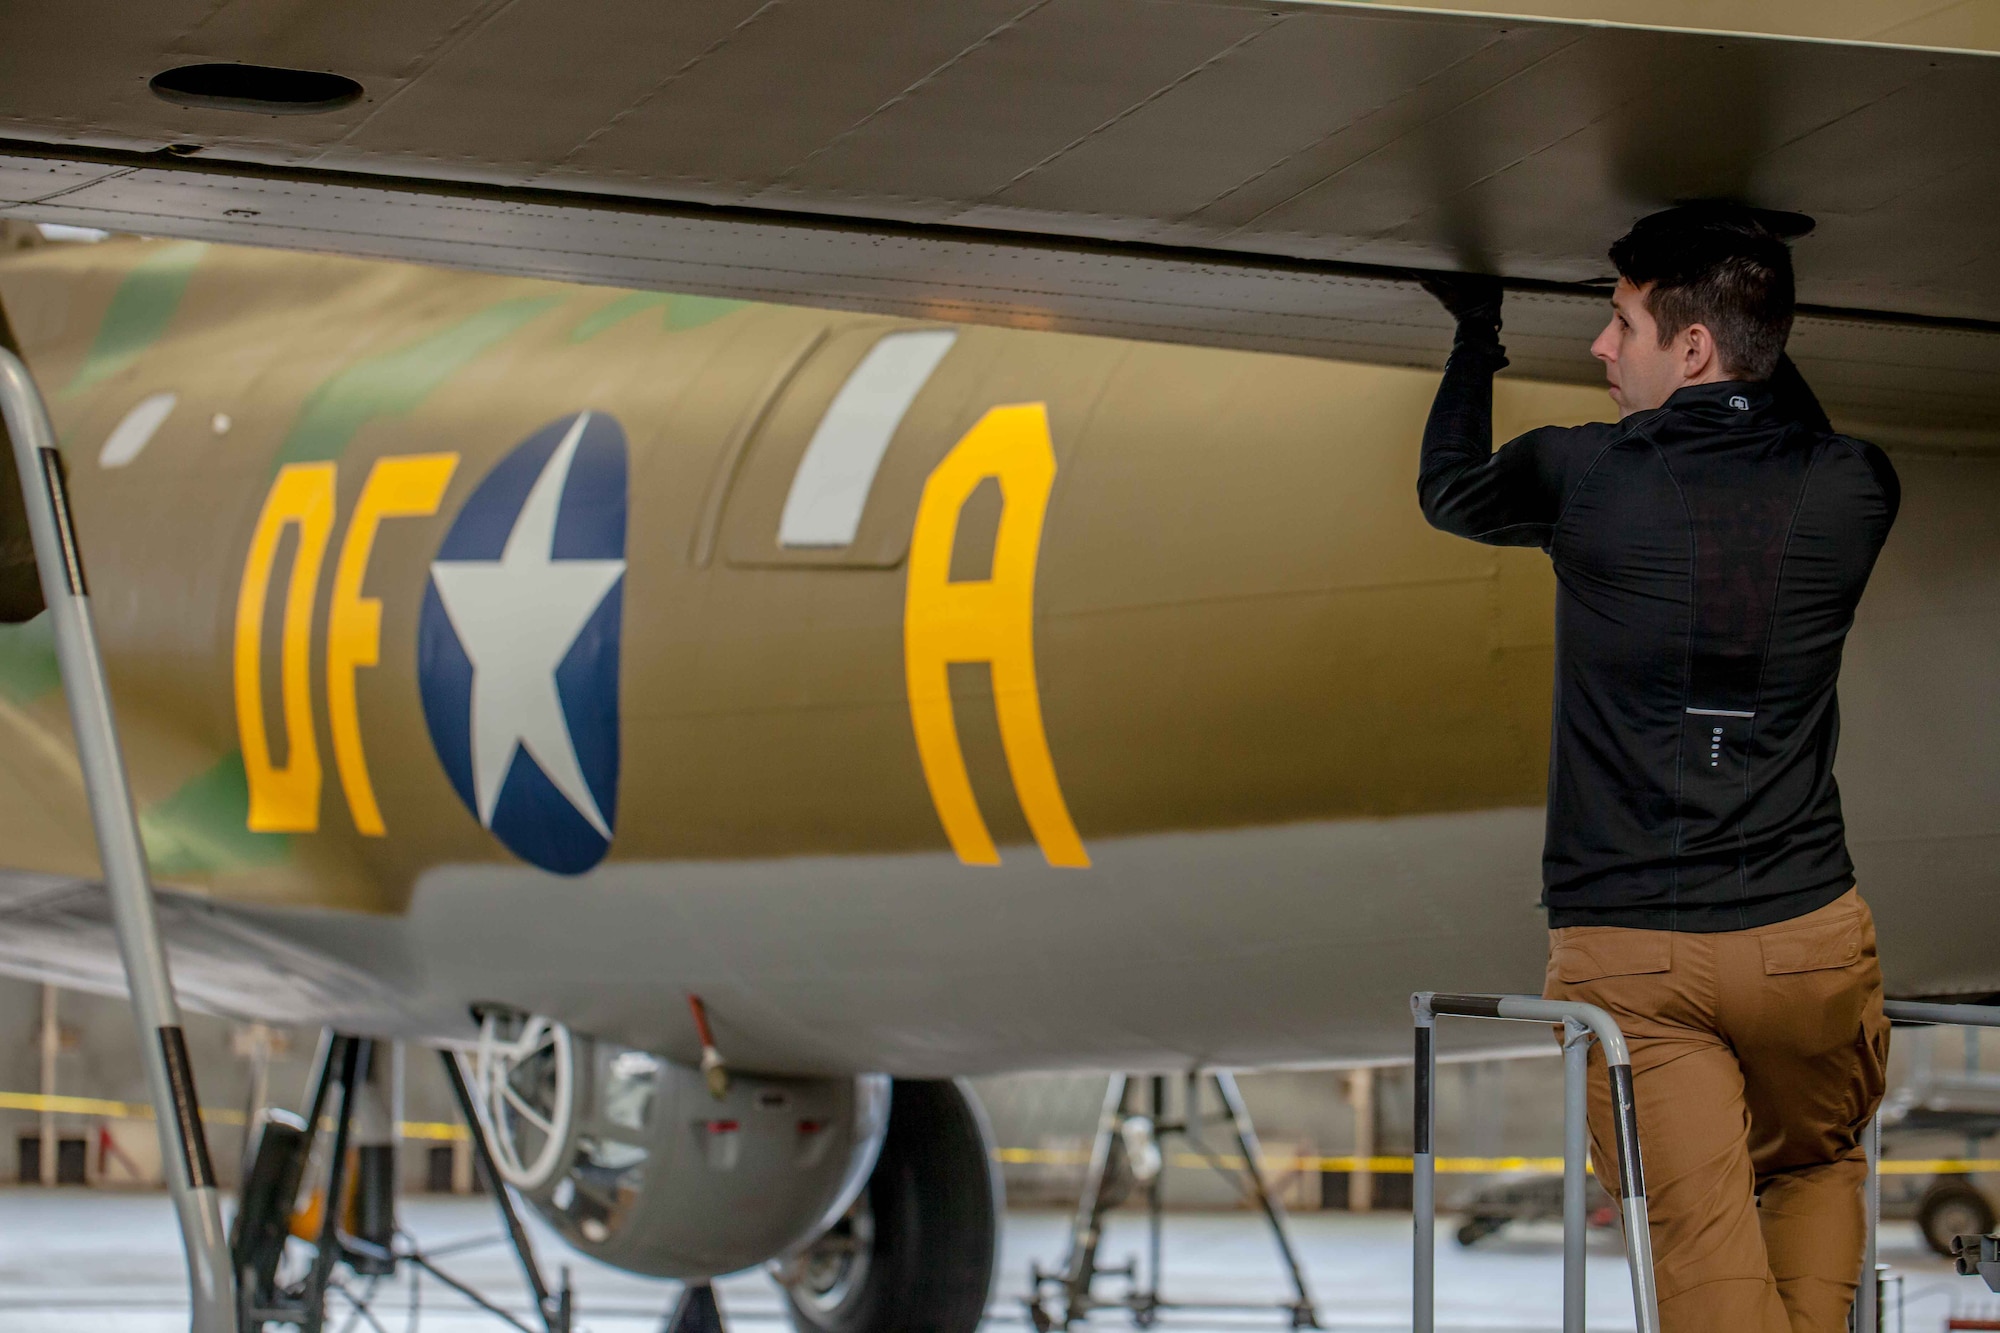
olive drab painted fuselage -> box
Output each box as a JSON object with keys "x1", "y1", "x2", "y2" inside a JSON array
[{"x1": 0, "y1": 237, "x2": 1993, "y2": 1076}]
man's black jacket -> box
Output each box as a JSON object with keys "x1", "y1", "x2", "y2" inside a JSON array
[{"x1": 1419, "y1": 337, "x2": 1900, "y2": 931}]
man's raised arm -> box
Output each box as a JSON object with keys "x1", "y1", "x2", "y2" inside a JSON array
[{"x1": 1414, "y1": 275, "x2": 1565, "y2": 548}]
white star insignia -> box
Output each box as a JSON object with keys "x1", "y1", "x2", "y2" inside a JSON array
[{"x1": 430, "y1": 413, "x2": 624, "y2": 838}]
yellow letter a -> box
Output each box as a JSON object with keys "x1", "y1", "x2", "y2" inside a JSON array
[{"x1": 904, "y1": 403, "x2": 1088, "y2": 868}]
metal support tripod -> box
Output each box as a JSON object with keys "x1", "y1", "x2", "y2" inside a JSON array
[
  {"x1": 1025, "y1": 1070, "x2": 1320, "y2": 1330},
  {"x1": 232, "y1": 1036, "x2": 574, "y2": 1333}
]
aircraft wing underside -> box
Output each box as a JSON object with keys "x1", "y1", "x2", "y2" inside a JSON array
[{"x1": 2, "y1": 0, "x2": 1997, "y2": 445}]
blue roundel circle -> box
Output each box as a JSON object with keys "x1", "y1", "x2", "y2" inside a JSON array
[{"x1": 418, "y1": 411, "x2": 627, "y2": 874}]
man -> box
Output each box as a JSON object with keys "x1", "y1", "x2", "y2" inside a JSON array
[
  {"x1": 1416, "y1": 205, "x2": 1899, "y2": 1332},
  {"x1": 0, "y1": 304, "x2": 43, "y2": 624}
]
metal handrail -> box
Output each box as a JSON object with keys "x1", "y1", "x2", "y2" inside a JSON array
[
  {"x1": 1882, "y1": 1000, "x2": 2000, "y2": 1029},
  {"x1": 0, "y1": 347, "x2": 237, "y2": 1330},
  {"x1": 1412, "y1": 992, "x2": 1660, "y2": 1333}
]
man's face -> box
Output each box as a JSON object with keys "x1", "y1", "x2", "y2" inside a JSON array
[{"x1": 1590, "y1": 278, "x2": 1707, "y2": 417}]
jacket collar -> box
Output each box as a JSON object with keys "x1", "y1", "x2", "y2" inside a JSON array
[{"x1": 1661, "y1": 379, "x2": 1776, "y2": 420}]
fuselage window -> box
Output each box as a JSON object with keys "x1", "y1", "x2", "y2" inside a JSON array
[{"x1": 777, "y1": 329, "x2": 957, "y2": 548}]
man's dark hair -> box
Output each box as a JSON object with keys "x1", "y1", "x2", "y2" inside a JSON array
[{"x1": 1608, "y1": 205, "x2": 1796, "y2": 381}]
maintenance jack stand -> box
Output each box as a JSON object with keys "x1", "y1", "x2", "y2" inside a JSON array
[
  {"x1": 233, "y1": 1037, "x2": 575, "y2": 1333},
  {"x1": 1025, "y1": 1070, "x2": 1319, "y2": 1330}
]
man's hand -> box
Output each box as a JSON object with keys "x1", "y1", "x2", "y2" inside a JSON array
[{"x1": 1416, "y1": 271, "x2": 1505, "y2": 339}]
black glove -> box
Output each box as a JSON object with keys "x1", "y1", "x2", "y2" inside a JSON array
[{"x1": 1417, "y1": 271, "x2": 1505, "y2": 343}]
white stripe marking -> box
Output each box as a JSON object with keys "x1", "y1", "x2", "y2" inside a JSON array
[
  {"x1": 98, "y1": 391, "x2": 177, "y2": 468},
  {"x1": 779, "y1": 329, "x2": 956, "y2": 549},
  {"x1": 1686, "y1": 707, "x2": 1754, "y2": 718}
]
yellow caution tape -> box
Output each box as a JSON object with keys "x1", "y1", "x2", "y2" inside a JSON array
[
  {"x1": 0, "y1": 1092, "x2": 143, "y2": 1119},
  {"x1": 993, "y1": 1147, "x2": 1570, "y2": 1174},
  {"x1": 11, "y1": 1091, "x2": 1994, "y2": 1173},
  {"x1": 991, "y1": 1145, "x2": 2000, "y2": 1176},
  {"x1": 399, "y1": 1120, "x2": 470, "y2": 1142},
  {"x1": 0, "y1": 1090, "x2": 468, "y2": 1142},
  {"x1": 1879, "y1": 1158, "x2": 2000, "y2": 1176}
]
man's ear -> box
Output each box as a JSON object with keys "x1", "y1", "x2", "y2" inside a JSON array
[{"x1": 1681, "y1": 322, "x2": 1720, "y2": 380}]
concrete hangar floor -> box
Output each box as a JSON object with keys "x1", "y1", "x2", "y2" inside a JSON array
[{"x1": 0, "y1": 1189, "x2": 1972, "y2": 1332}]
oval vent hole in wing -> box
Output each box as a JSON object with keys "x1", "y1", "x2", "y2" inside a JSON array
[{"x1": 150, "y1": 64, "x2": 363, "y2": 115}]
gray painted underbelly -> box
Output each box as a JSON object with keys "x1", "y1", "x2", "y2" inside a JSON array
[{"x1": 0, "y1": 800, "x2": 1991, "y2": 1077}]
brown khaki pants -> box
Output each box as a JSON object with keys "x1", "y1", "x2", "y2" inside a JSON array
[{"x1": 1543, "y1": 889, "x2": 1889, "y2": 1333}]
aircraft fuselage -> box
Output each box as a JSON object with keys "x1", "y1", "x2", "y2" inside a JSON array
[{"x1": 0, "y1": 238, "x2": 1993, "y2": 1075}]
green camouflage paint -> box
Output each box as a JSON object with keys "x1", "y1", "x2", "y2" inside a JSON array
[
  {"x1": 0, "y1": 613, "x2": 57, "y2": 705},
  {"x1": 570, "y1": 292, "x2": 669, "y2": 342},
  {"x1": 666, "y1": 294, "x2": 748, "y2": 331},
  {"x1": 61, "y1": 241, "x2": 207, "y2": 397},
  {"x1": 275, "y1": 295, "x2": 562, "y2": 468},
  {"x1": 140, "y1": 751, "x2": 288, "y2": 876},
  {"x1": 569, "y1": 291, "x2": 749, "y2": 342}
]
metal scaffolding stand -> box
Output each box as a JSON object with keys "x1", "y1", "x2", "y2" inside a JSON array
[
  {"x1": 1412, "y1": 993, "x2": 1660, "y2": 1333},
  {"x1": 0, "y1": 347, "x2": 238, "y2": 1329},
  {"x1": 1866, "y1": 1000, "x2": 2000, "y2": 1333},
  {"x1": 233, "y1": 1036, "x2": 575, "y2": 1333},
  {"x1": 1025, "y1": 1070, "x2": 1321, "y2": 1330}
]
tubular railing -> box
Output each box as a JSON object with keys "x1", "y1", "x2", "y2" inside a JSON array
[
  {"x1": 1412, "y1": 992, "x2": 1660, "y2": 1333},
  {"x1": 0, "y1": 347, "x2": 237, "y2": 1330}
]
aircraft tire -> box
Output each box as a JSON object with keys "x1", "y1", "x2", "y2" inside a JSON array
[
  {"x1": 1918, "y1": 1177, "x2": 1996, "y2": 1259},
  {"x1": 783, "y1": 1078, "x2": 1001, "y2": 1333}
]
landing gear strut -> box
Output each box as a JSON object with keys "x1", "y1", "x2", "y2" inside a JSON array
[{"x1": 664, "y1": 1282, "x2": 727, "y2": 1333}]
